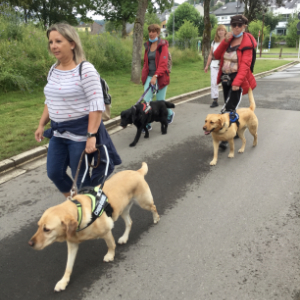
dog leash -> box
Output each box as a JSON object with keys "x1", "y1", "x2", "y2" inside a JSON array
[{"x1": 135, "y1": 83, "x2": 158, "y2": 105}]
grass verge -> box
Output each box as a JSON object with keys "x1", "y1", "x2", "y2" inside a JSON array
[{"x1": 0, "y1": 59, "x2": 293, "y2": 161}]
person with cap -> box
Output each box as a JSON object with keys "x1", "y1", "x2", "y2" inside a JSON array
[{"x1": 213, "y1": 14, "x2": 257, "y2": 149}]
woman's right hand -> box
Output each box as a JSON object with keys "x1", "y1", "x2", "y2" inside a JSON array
[
  {"x1": 204, "y1": 66, "x2": 209, "y2": 73},
  {"x1": 35, "y1": 125, "x2": 44, "y2": 142},
  {"x1": 225, "y1": 32, "x2": 233, "y2": 42}
]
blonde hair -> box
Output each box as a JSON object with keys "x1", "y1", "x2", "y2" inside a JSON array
[
  {"x1": 214, "y1": 25, "x2": 227, "y2": 42},
  {"x1": 46, "y1": 22, "x2": 86, "y2": 65},
  {"x1": 148, "y1": 24, "x2": 161, "y2": 35}
]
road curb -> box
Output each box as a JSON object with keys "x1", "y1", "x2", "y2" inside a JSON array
[{"x1": 0, "y1": 61, "x2": 298, "y2": 177}]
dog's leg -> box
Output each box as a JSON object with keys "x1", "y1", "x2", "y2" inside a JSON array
[
  {"x1": 228, "y1": 139, "x2": 235, "y2": 158},
  {"x1": 248, "y1": 123, "x2": 258, "y2": 147},
  {"x1": 118, "y1": 202, "x2": 133, "y2": 244},
  {"x1": 238, "y1": 128, "x2": 247, "y2": 153},
  {"x1": 161, "y1": 121, "x2": 168, "y2": 135},
  {"x1": 103, "y1": 230, "x2": 116, "y2": 262},
  {"x1": 210, "y1": 138, "x2": 219, "y2": 166},
  {"x1": 136, "y1": 189, "x2": 160, "y2": 224},
  {"x1": 144, "y1": 125, "x2": 150, "y2": 139},
  {"x1": 54, "y1": 242, "x2": 79, "y2": 292},
  {"x1": 130, "y1": 127, "x2": 143, "y2": 147}
]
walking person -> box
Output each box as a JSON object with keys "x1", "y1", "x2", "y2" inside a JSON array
[
  {"x1": 34, "y1": 23, "x2": 121, "y2": 198},
  {"x1": 141, "y1": 24, "x2": 174, "y2": 132},
  {"x1": 204, "y1": 25, "x2": 227, "y2": 108},
  {"x1": 213, "y1": 15, "x2": 257, "y2": 149}
]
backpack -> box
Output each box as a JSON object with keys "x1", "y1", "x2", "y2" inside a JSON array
[
  {"x1": 242, "y1": 33, "x2": 256, "y2": 73},
  {"x1": 79, "y1": 61, "x2": 111, "y2": 121},
  {"x1": 158, "y1": 47, "x2": 172, "y2": 73}
]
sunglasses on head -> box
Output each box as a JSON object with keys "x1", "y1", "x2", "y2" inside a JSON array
[{"x1": 231, "y1": 23, "x2": 243, "y2": 28}]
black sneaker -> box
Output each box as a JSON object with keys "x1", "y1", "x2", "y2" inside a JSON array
[
  {"x1": 210, "y1": 101, "x2": 219, "y2": 108},
  {"x1": 142, "y1": 124, "x2": 152, "y2": 134},
  {"x1": 168, "y1": 112, "x2": 175, "y2": 124},
  {"x1": 219, "y1": 141, "x2": 228, "y2": 150}
]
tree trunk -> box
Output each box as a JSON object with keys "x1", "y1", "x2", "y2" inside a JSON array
[
  {"x1": 24, "y1": 7, "x2": 27, "y2": 23},
  {"x1": 203, "y1": 0, "x2": 211, "y2": 68},
  {"x1": 131, "y1": 0, "x2": 148, "y2": 84},
  {"x1": 122, "y1": 19, "x2": 127, "y2": 39}
]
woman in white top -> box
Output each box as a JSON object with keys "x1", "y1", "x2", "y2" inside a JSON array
[
  {"x1": 204, "y1": 25, "x2": 227, "y2": 108},
  {"x1": 35, "y1": 23, "x2": 121, "y2": 197}
]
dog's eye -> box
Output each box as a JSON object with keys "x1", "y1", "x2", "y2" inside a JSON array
[
  {"x1": 210, "y1": 121, "x2": 214, "y2": 124},
  {"x1": 43, "y1": 227, "x2": 50, "y2": 232}
]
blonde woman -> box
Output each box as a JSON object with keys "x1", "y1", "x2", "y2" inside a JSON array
[
  {"x1": 204, "y1": 25, "x2": 227, "y2": 108},
  {"x1": 34, "y1": 23, "x2": 121, "y2": 197}
]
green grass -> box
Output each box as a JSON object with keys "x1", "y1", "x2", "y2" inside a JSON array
[{"x1": 0, "y1": 59, "x2": 293, "y2": 161}]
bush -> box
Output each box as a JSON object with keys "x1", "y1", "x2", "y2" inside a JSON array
[
  {"x1": 248, "y1": 20, "x2": 270, "y2": 44},
  {"x1": 286, "y1": 18, "x2": 298, "y2": 47}
]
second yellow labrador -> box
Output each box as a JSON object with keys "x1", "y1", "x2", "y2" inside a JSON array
[
  {"x1": 203, "y1": 88, "x2": 258, "y2": 166},
  {"x1": 28, "y1": 162, "x2": 160, "y2": 292}
]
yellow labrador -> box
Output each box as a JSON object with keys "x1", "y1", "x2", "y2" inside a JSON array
[
  {"x1": 203, "y1": 88, "x2": 258, "y2": 166},
  {"x1": 28, "y1": 162, "x2": 160, "y2": 292}
]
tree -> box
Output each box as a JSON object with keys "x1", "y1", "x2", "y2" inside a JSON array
[
  {"x1": 166, "y1": 2, "x2": 201, "y2": 33},
  {"x1": 202, "y1": 0, "x2": 211, "y2": 68},
  {"x1": 187, "y1": 0, "x2": 201, "y2": 4},
  {"x1": 197, "y1": 14, "x2": 217, "y2": 37},
  {"x1": 131, "y1": 0, "x2": 173, "y2": 84},
  {"x1": 257, "y1": 12, "x2": 281, "y2": 32},
  {"x1": 105, "y1": 20, "x2": 122, "y2": 34},
  {"x1": 242, "y1": 0, "x2": 291, "y2": 24},
  {"x1": 8, "y1": 0, "x2": 92, "y2": 28},
  {"x1": 177, "y1": 20, "x2": 198, "y2": 47},
  {"x1": 286, "y1": 17, "x2": 298, "y2": 47},
  {"x1": 92, "y1": 0, "x2": 137, "y2": 38},
  {"x1": 248, "y1": 20, "x2": 269, "y2": 41}
]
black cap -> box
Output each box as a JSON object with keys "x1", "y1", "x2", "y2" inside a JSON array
[{"x1": 230, "y1": 14, "x2": 248, "y2": 25}]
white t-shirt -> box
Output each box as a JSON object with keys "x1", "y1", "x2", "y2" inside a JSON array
[
  {"x1": 44, "y1": 62, "x2": 105, "y2": 141},
  {"x1": 210, "y1": 41, "x2": 221, "y2": 68}
]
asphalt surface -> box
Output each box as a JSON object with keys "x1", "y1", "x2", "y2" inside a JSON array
[{"x1": 1, "y1": 64, "x2": 300, "y2": 300}]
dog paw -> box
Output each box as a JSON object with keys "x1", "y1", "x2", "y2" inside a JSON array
[
  {"x1": 210, "y1": 160, "x2": 217, "y2": 166},
  {"x1": 54, "y1": 279, "x2": 68, "y2": 292},
  {"x1": 103, "y1": 253, "x2": 114, "y2": 262},
  {"x1": 118, "y1": 236, "x2": 128, "y2": 244},
  {"x1": 228, "y1": 153, "x2": 234, "y2": 158},
  {"x1": 144, "y1": 135, "x2": 149, "y2": 139},
  {"x1": 129, "y1": 142, "x2": 136, "y2": 147},
  {"x1": 154, "y1": 215, "x2": 160, "y2": 224},
  {"x1": 238, "y1": 148, "x2": 244, "y2": 153}
]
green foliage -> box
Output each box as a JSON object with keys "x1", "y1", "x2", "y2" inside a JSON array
[
  {"x1": 177, "y1": 20, "x2": 199, "y2": 46},
  {"x1": 197, "y1": 14, "x2": 218, "y2": 37},
  {"x1": 166, "y1": 3, "x2": 201, "y2": 33},
  {"x1": 257, "y1": 12, "x2": 281, "y2": 32},
  {"x1": 105, "y1": 20, "x2": 122, "y2": 34},
  {"x1": 286, "y1": 18, "x2": 298, "y2": 47},
  {"x1": 248, "y1": 20, "x2": 269, "y2": 42},
  {"x1": 145, "y1": 12, "x2": 161, "y2": 26}
]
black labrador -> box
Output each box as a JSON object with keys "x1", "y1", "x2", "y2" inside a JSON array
[{"x1": 120, "y1": 101, "x2": 175, "y2": 147}]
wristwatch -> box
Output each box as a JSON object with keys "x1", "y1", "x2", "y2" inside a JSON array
[
  {"x1": 154, "y1": 74, "x2": 158, "y2": 78},
  {"x1": 86, "y1": 132, "x2": 97, "y2": 138}
]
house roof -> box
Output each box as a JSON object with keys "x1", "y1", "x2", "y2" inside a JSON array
[
  {"x1": 94, "y1": 19, "x2": 105, "y2": 26},
  {"x1": 212, "y1": 1, "x2": 245, "y2": 16}
]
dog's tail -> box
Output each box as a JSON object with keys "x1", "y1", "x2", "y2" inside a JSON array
[
  {"x1": 248, "y1": 88, "x2": 256, "y2": 111},
  {"x1": 164, "y1": 101, "x2": 175, "y2": 109},
  {"x1": 137, "y1": 162, "x2": 148, "y2": 176}
]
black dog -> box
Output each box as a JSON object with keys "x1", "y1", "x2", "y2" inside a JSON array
[{"x1": 120, "y1": 101, "x2": 175, "y2": 147}]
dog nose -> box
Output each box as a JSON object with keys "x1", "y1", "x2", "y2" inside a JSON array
[
  {"x1": 203, "y1": 126, "x2": 206, "y2": 130},
  {"x1": 28, "y1": 240, "x2": 35, "y2": 247}
]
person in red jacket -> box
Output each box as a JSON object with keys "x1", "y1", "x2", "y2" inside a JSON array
[
  {"x1": 141, "y1": 24, "x2": 174, "y2": 131},
  {"x1": 213, "y1": 14, "x2": 257, "y2": 149}
]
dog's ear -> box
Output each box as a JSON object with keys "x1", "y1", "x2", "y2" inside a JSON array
[
  {"x1": 217, "y1": 118, "x2": 223, "y2": 128},
  {"x1": 62, "y1": 215, "x2": 78, "y2": 240}
]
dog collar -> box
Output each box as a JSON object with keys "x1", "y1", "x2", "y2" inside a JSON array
[{"x1": 70, "y1": 186, "x2": 113, "y2": 232}]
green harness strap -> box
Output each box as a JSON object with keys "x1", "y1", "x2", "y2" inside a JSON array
[{"x1": 71, "y1": 186, "x2": 109, "y2": 231}]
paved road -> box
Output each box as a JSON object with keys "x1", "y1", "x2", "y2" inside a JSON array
[{"x1": 1, "y1": 64, "x2": 300, "y2": 300}]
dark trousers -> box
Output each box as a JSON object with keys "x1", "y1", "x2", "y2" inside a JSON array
[{"x1": 221, "y1": 73, "x2": 242, "y2": 112}]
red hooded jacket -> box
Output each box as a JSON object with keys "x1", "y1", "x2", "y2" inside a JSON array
[
  {"x1": 142, "y1": 38, "x2": 170, "y2": 90},
  {"x1": 213, "y1": 32, "x2": 257, "y2": 95}
]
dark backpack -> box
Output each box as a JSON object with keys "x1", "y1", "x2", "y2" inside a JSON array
[
  {"x1": 242, "y1": 33, "x2": 256, "y2": 73},
  {"x1": 79, "y1": 61, "x2": 111, "y2": 105}
]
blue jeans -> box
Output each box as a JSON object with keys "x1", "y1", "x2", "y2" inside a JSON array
[
  {"x1": 144, "y1": 76, "x2": 172, "y2": 118},
  {"x1": 47, "y1": 136, "x2": 92, "y2": 193}
]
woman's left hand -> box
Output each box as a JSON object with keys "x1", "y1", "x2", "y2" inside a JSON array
[
  {"x1": 232, "y1": 85, "x2": 239, "y2": 91},
  {"x1": 85, "y1": 137, "x2": 97, "y2": 154},
  {"x1": 150, "y1": 76, "x2": 157, "y2": 85}
]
